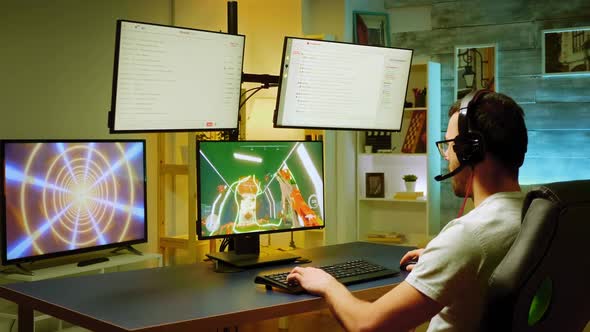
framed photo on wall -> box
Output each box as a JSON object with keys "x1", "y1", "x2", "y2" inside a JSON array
[
  {"x1": 365, "y1": 172, "x2": 385, "y2": 198},
  {"x1": 542, "y1": 26, "x2": 590, "y2": 76},
  {"x1": 353, "y1": 11, "x2": 390, "y2": 47}
]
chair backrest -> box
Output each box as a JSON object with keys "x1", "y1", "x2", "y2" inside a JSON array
[{"x1": 480, "y1": 180, "x2": 590, "y2": 331}]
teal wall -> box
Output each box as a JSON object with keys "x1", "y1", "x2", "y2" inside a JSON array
[{"x1": 386, "y1": 0, "x2": 590, "y2": 227}]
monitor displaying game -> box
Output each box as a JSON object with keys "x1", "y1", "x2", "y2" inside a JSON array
[
  {"x1": 197, "y1": 140, "x2": 324, "y2": 240},
  {"x1": 274, "y1": 37, "x2": 413, "y2": 131},
  {"x1": 109, "y1": 20, "x2": 245, "y2": 132},
  {"x1": 0, "y1": 140, "x2": 147, "y2": 265}
]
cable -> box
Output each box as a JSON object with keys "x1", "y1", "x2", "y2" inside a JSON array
[
  {"x1": 238, "y1": 83, "x2": 279, "y2": 111},
  {"x1": 457, "y1": 171, "x2": 475, "y2": 218},
  {"x1": 238, "y1": 86, "x2": 265, "y2": 110},
  {"x1": 240, "y1": 86, "x2": 263, "y2": 98},
  {"x1": 219, "y1": 237, "x2": 231, "y2": 252},
  {"x1": 9, "y1": 318, "x2": 15, "y2": 332}
]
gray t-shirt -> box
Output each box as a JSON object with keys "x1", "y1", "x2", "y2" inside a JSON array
[{"x1": 405, "y1": 191, "x2": 525, "y2": 332}]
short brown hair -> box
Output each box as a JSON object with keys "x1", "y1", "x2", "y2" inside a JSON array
[{"x1": 449, "y1": 92, "x2": 528, "y2": 170}]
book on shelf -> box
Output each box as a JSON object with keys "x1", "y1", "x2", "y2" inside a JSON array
[
  {"x1": 366, "y1": 232, "x2": 406, "y2": 244},
  {"x1": 393, "y1": 191, "x2": 424, "y2": 200},
  {"x1": 401, "y1": 109, "x2": 427, "y2": 153}
]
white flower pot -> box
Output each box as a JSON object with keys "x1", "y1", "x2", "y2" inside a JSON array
[{"x1": 404, "y1": 181, "x2": 416, "y2": 192}]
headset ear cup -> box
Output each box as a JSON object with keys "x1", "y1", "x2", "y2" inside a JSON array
[
  {"x1": 453, "y1": 137, "x2": 468, "y2": 163},
  {"x1": 454, "y1": 133, "x2": 485, "y2": 165},
  {"x1": 465, "y1": 132, "x2": 485, "y2": 164}
]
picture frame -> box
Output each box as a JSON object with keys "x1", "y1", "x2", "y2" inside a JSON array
[
  {"x1": 365, "y1": 172, "x2": 385, "y2": 198},
  {"x1": 542, "y1": 26, "x2": 590, "y2": 76},
  {"x1": 454, "y1": 44, "x2": 497, "y2": 100},
  {"x1": 353, "y1": 11, "x2": 390, "y2": 47}
]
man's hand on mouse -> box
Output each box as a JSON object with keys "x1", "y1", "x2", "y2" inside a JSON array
[{"x1": 400, "y1": 248, "x2": 425, "y2": 271}]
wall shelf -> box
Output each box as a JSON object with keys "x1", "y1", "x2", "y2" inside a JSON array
[{"x1": 356, "y1": 61, "x2": 441, "y2": 245}]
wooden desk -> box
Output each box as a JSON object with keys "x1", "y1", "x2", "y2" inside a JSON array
[{"x1": 0, "y1": 242, "x2": 412, "y2": 332}]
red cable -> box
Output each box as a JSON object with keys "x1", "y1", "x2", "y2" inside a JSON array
[{"x1": 457, "y1": 171, "x2": 474, "y2": 218}]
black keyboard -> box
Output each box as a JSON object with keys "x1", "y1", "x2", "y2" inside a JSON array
[{"x1": 254, "y1": 259, "x2": 399, "y2": 294}]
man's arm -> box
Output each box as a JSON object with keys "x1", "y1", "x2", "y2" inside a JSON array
[{"x1": 287, "y1": 267, "x2": 443, "y2": 332}]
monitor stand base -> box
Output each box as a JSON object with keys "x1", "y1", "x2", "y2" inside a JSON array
[
  {"x1": 206, "y1": 251, "x2": 300, "y2": 270},
  {"x1": 13, "y1": 263, "x2": 34, "y2": 276},
  {"x1": 111, "y1": 245, "x2": 143, "y2": 256}
]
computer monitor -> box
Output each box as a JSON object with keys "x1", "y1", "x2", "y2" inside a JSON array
[
  {"x1": 109, "y1": 20, "x2": 245, "y2": 132},
  {"x1": 197, "y1": 140, "x2": 324, "y2": 268},
  {"x1": 274, "y1": 37, "x2": 413, "y2": 131},
  {"x1": 0, "y1": 140, "x2": 147, "y2": 266}
]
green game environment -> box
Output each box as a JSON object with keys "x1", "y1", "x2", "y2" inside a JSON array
[{"x1": 198, "y1": 141, "x2": 324, "y2": 238}]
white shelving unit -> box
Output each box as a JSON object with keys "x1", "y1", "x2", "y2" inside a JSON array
[{"x1": 356, "y1": 62, "x2": 441, "y2": 248}]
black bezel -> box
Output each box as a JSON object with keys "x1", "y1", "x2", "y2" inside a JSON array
[
  {"x1": 273, "y1": 36, "x2": 414, "y2": 132},
  {"x1": 109, "y1": 19, "x2": 246, "y2": 133},
  {"x1": 0, "y1": 139, "x2": 148, "y2": 265},
  {"x1": 196, "y1": 139, "x2": 326, "y2": 240}
]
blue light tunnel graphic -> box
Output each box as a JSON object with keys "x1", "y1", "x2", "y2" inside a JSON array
[{"x1": 3, "y1": 141, "x2": 146, "y2": 261}]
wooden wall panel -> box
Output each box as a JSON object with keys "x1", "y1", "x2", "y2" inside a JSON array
[
  {"x1": 536, "y1": 18, "x2": 590, "y2": 31},
  {"x1": 527, "y1": 131, "x2": 590, "y2": 158},
  {"x1": 434, "y1": 53, "x2": 455, "y2": 80},
  {"x1": 520, "y1": 157, "x2": 590, "y2": 185},
  {"x1": 385, "y1": 0, "x2": 434, "y2": 8},
  {"x1": 523, "y1": 103, "x2": 590, "y2": 130},
  {"x1": 498, "y1": 76, "x2": 538, "y2": 103},
  {"x1": 431, "y1": 1, "x2": 532, "y2": 29},
  {"x1": 391, "y1": 22, "x2": 537, "y2": 55},
  {"x1": 498, "y1": 48, "x2": 541, "y2": 77},
  {"x1": 537, "y1": 77, "x2": 590, "y2": 103},
  {"x1": 431, "y1": 0, "x2": 590, "y2": 29},
  {"x1": 532, "y1": 0, "x2": 590, "y2": 21}
]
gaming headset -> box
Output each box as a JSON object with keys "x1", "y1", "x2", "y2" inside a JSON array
[{"x1": 435, "y1": 89, "x2": 492, "y2": 181}]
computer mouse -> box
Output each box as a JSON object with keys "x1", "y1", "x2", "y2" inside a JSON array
[
  {"x1": 400, "y1": 258, "x2": 419, "y2": 271},
  {"x1": 294, "y1": 258, "x2": 312, "y2": 264}
]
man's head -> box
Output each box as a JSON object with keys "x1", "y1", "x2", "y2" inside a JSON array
[{"x1": 439, "y1": 91, "x2": 528, "y2": 197}]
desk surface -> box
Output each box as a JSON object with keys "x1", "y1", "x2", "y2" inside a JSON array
[{"x1": 0, "y1": 242, "x2": 412, "y2": 332}]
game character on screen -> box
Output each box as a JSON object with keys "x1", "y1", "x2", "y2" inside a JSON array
[
  {"x1": 277, "y1": 167, "x2": 320, "y2": 228},
  {"x1": 235, "y1": 175, "x2": 261, "y2": 228}
]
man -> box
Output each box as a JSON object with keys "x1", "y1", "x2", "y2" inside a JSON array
[{"x1": 287, "y1": 91, "x2": 528, "y2": 332}]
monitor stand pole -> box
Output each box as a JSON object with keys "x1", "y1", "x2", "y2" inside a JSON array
[
  {"x1": 111, "y1": 245, "x2": 143, "y2": 256},
  {"x1": 289, "y1": 231, "x2": 297, "y2": 250}
]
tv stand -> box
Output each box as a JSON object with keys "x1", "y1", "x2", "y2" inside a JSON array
[
  {"x1": 207, "y1": 234, "x2": 300, "y2": 270},
  {"x1": 111, "y1": 245, "x2": 143, "y2": 256},
  {"x1": 77, "y1": 256, "x2": 109, "y2": 267},
  {"x1": 14, "y1": 263, "x2": 34, "y2": 276},
  {"x1": 2, "y1": 253, "x2": 162, "y2": 282}
]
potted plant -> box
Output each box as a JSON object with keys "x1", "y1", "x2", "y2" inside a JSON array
[{"x1": 402, "y1": 174, "x2": 418, "y2": 192}]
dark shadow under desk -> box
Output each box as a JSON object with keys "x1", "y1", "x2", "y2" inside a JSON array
[{"x1": 0, "y1": 241, "x2": 413, "y2": 332}]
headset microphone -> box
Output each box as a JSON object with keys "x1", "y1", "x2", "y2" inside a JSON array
[{"x1": 434, "y1": 164, "x2": 465, "y2": 182}]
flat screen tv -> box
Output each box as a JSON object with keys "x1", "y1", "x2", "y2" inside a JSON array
[
  {"x1": 197, "y1": 140, "x2": 324, "y2": 268},
  {"x1": 274, "y1": 37, "x2": 413, "y2": 131},
  {"x1": 0, "y1": 140, "x2": 147, "y2": 265},
  {"x1": 109, "y1": 20, "x2": 245, "y2": 132}
]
